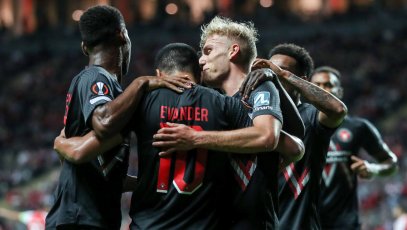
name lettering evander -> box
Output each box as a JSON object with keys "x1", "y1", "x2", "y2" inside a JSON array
[{"x1": 160, "y1": 106, "x2": 209, "y2": 122}]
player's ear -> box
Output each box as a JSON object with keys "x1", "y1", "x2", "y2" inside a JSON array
[
  {"x1": 117, "y1": 29, "x2": 129, "y2": 46},
  {"x1": 81, "y1": 42, "x2": 89, "y2": 56},
  {"x1": 229, "y1": 44, "x2": 240, "y2": 61},
  {"x1": 335, "y1": 86, "x2": 344, "y2": 99}
]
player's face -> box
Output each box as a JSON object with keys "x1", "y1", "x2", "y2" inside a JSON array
[
  {"x1": 269, "y1": 54, "x2": 300, "y2": 97},
  {"x1": 199, "y1": 35, "x2": 232, "y2": 88},
  {"x1": 311, "y1": 72, "x2": 343, "y2": 98},
  {"x1": 121, "y1": 26, "x2": 131, "y2": 75}
]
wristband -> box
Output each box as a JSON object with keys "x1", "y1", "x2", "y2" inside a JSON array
[{"x1": 364, "y1": 161, "x2": 382, "y2": 176}]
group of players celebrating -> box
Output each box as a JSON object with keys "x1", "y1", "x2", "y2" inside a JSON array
[{"x1": 45, "y1": 5, "x2": 398, "y2": 230}]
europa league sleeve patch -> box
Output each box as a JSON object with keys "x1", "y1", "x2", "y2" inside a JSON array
[
  {"x1": 91, "y1": 82, "x2": 110, "y2": 96},
  {"x1": 89, "y1": 81, "x2": 113, "y2": 105}
]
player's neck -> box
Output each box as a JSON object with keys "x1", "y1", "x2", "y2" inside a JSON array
[
  {"x1": 88, "y1": 47, "x2": 122, "y2": 82},
  {"x1": 221, "y1": 65, "x2": 248, "y2": 96}
]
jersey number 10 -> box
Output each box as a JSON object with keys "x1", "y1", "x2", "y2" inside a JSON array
[{"x1": 156, "y1": 123, "x2": 208, "y2": 195}]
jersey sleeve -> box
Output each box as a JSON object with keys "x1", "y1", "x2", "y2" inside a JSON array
[
  {"x1": 222, "y1": 96, "x2": 250, "y2": 129},
  {"x1": 77, "y1": 71, "x2": 115, "y2": 126},
  {"x1": 247, "y1": 81, "x2": 283, "y2": 124},
  {"x1": 359, "y1": 119, "x2": 392, "y2": 162},
  {"x1": 304, "y1": 104, "x2": 336, "y2": 137}
]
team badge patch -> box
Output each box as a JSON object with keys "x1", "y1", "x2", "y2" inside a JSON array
[
  {"x1": 337, "y1": 128, "x2": 352, "y2": 143},
  {"x1": 91, "y1": 82, "x2": 109, "y2": 95},
  {"x1": 253, "y1": 91, "x2": 270, "y2": 107}
]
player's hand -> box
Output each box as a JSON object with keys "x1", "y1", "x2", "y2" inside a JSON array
[
  {"x1": 252, "y1": 58, "x2": 293, "y2": 80},
  {"x1": 350, "y1": 155, "x2": 373, "y2": 179},
  {"x1": 54, "y1": 128, "x2": 66, "y2": 165},
  {"x1": 152, "y1": 122, "x2": 197, "y2": 156},
  {"x1": 239, "y1": 68, "x2": 276, "y2": 107},
  {"x1": 142, "y1": 75, "x2": 194, "y2": 93}
]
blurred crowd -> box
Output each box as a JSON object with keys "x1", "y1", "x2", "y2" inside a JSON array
[{"x1": 0, "y1": 3, "x2": 407, "y2": 229}]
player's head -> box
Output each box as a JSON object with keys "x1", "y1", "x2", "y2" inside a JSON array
[
  {"x1": 199, "y1": 16, "x2": 258, "y2": 87},
  {"x1": 155, "y1": 43, "x2": 201, "y2": 83},
  {"x1": 268, "y1": 43, "x2": 314, "y2": 100},
  {"x1": 268, "y1": 43, "x2": 314, "y2": 78},
  {"x1": 311, "y1": 66, "x2": 343, "y2": 98},
  {"x1": 79, "y1": 5, "x2": 131, "y2": 75}
]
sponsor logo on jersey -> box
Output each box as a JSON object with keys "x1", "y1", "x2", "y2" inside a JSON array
[
  {"x1": 254, "y1": 91, "x2": 270, "y2": 107},
  {"x1": 337, "y1": 128, "x2": 352, "y2": 143},
  {"x1": 323, "y1": 140, "x2": 353, "y2": 188},
  {"x1": 326, "y1": 140, "x2": 351, "y2": 163},
  {"x1": 91, "y1": 82, "x2": 109, "y2": 95}
]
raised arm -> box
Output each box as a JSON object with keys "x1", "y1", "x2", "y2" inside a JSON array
[
  {"x1": 253, "y1": 59, "x2": 347, "y2": 128},
  {"x1": 92, "y1": 75, "x2": 192, "y2": 139},
  {"x1": 240, "y1": 69, "x2": 305, "y2": 138}
]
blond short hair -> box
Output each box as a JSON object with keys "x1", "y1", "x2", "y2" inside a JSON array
[{"x1": 200, "y1": 16, "x2": 258, "y2": 70}]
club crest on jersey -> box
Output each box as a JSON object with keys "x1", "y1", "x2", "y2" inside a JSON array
[
  {"x1": 337, "y1": 128, "x2": 352, "y2": 143},
  {"x1": 253, "y1": 91, "x2": 270, "y2": 107},
  {"x1": 91, "y1": 82, "x2": 109, "y2": 95}
]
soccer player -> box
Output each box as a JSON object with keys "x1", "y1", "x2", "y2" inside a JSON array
[
  {"x1": 251, "y1": 43, "x2": 348, "y2": 229},
  {"x1": 310, "y1": 66, "x2": 398, "y2": 230},
  {"x1": 152, "y1": 17, "x2": 305, "y2": 229},
  {"x1": 45, "y1": 6, "x2": 190, "y2": 230},
  {"x1": 45, "y1": 6, "x2": 132, "y2": 230},
  {"x1": 54, "y1": 42, "x2": 303, "y2": 229}
]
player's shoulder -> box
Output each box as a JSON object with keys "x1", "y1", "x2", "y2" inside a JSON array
[
  {"x1": 253, "y1": 80, "x2": 278, "y2": 93},
  {"x1": 192, "y1": 85, "x2": 226, "y2": 99},
  {"x1": 78, "y1": 66, "x2": 113, "y2": 82},
  {"x1": 345, "y1": 115, "x2": 373, "y2": 129}
]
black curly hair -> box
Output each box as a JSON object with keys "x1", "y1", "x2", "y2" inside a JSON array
[
  {"x1": 268, "y1": 43, "x2": 314, "y2": 79},
  {"x1": 79, "y1": 5, "x2": 124, "y2": 48}
]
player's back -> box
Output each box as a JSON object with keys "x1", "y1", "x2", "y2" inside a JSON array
[
  {"x1": 130, "y1": 85, "x2": 248, "y2": 230},
  {"x1": 46, "y1": 66, "x2": 128, "y2": 230}
]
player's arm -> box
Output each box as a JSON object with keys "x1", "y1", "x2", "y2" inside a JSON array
[
  {"x1": 351, "y1": 119, "x2": 398, "y2": 179},
  {"x1": 275, "y1": 130, "x2": 305, "y2": 163},
  {"x1": 0, "y1": 207, "x2": 20, "y2": 222},
  {"x1": 154, "y1": 82, "x2": 304, "y2": 161},
  {"x1": 54, "y1": 129, "x2": 123, "y2": 164},
  {"x1": 154, "y1": 116, "x2": 281, "y2": 154},
  {"x1": 154, "y1": 121, "x2": 304, "y2": 160},
  {"x1": 92, "y1": 75, "x2": 192, "y2": 140},
  {"x1": 240, "y1": 68, "x2": 305, "y2": 138},
  {"x1": 253, "y1": 59, "x2": 347, "y2": 128}
]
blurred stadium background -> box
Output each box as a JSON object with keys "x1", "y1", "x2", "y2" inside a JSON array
[{"x1": 0, "y1": 0, "x2": 406, "y2": 229}]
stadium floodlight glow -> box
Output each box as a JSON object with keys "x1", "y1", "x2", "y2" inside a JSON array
[
  {"x1": 72, "y1": 10, "x2": 84, "y2": 21},
  {"x1": 165, "y1": 3, "x2": 178, "y2": 15},
  {"x1": 260, "y1": 0, "x2": 273, "y2": 8}
]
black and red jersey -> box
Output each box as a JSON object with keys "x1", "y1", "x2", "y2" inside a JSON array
[
  {"x1": 129, "y1": 85, "x2": 249, "y2": 229},
  {"x1": 46, "y1": 66, "x2": 129, "y2": 230},
  {"x1": 320, "y1": 116, "x2": 391, "y2": 230},
  {"x1": 278, "y1": 103, "x2": 336, "y2": 230},
  {"x1": 228, "y1": 81, "x2": 283, "y2": 230}
]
